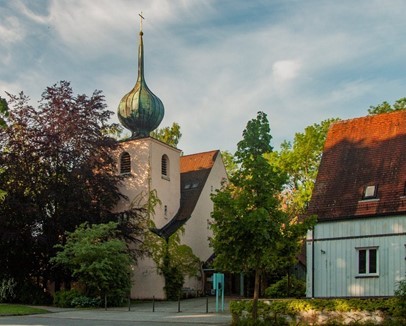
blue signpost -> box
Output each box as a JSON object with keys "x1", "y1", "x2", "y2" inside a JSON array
[{"x1": 212, "y1": 272, "x2": 225, "y2": 312}]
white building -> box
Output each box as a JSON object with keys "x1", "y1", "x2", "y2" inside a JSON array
[
  {"x1": 115, "y1": 27, "x2": 227, "y2": 299},
  {"x1": 306, "y1": 111, "x2": 406, "y2": 297}
]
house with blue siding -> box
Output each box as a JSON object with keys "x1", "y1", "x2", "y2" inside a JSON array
[{"x1": 306, "y1": 111, "x2": 406, "y2": 297}]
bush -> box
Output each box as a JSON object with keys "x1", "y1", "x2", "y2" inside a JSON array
[
  {"x1": 54, "y1": 289, "x2": 82, "y2": 308},
  {"x1": 265, "y1": 275, "x2": 305, "y2": 298},
  {"x1": 230, "y1": 298, "x2": 403, "y2": 325},
  {"x1": 14, "y1": 281, "x2": 52, "y2": 305},
  {"x1": 71, "y1": 295, "x2": 101, "y2": 308},
  {"x1": 393, "y1": 279, "x2": 406, "y2": 320},
  {"x1": 0, "y1": 278, "x2": 17, "y2": 303}
]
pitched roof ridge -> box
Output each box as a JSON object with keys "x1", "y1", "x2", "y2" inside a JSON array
[
  {"x1": 330, "y1": 110, "x2": 406, "y2": 128},
  {"x1": 181, "y1": 149, "x2": 219, "y2": 158}
]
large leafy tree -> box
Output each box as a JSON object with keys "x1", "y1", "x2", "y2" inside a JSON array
[
  {"x1": 0, "y1": 96, "x2": 8, "y2": 201},
  {"x1": 211, "y1": 112, "x2": 290, "y2": 319},
  {"x1": 0, "y1": 81, "x2": 147, "y2": 291},
  {"x1": 268, "y1": 118, "x2": 339, "y2": 217}
]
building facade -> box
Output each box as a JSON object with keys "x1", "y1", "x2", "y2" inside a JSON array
[
  {"x1": 114, "y1": 26, "x2": 227, "y2": 299},
  {"x1": 306, "y1": 111, "x2": 406, "y2": 297}
]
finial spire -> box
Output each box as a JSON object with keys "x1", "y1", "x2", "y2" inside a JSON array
[{"x1": 139, "y1": 12, "x2": 145, "y2": 32}]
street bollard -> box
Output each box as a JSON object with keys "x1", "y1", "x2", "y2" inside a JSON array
[
  {"x1": 152, "y1": 296, "x2": 155, "y2": 312},
  {"x1": 206, "y1": 296, "x2": 209, "y2": 313},
  {"x1": 178, "y1": 296, "x2": 181, "y2": 313}
]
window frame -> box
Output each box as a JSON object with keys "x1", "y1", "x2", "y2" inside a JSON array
[
  {"x1": 161, "y1": 154, "x2": 170, "y2": 180},
  {"x1": 120, "y1": 152, "x2": 131, "y2": 175},
  {"x1": 355, "y1": 246, "x2": 379, "y2": 277},
  {"x1": 362, "y1": 185, "x2": 378, "y2": 200}
]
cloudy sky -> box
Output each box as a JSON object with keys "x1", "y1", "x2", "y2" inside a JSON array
[{"x1": 1, "y1": 0, "x2": 405, "y2": 154}]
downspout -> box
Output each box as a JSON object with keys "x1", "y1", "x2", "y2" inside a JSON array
[{"x1": 311, "y1": 227, "x2": 315, "y2": 298}]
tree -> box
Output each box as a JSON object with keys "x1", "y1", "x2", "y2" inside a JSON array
[
  {"x1": 150, "y1": 122, "x2": 182, "y2": 147},
  {"x1": 221, "y1": 150, "x2": 238, "y2": 177},
  {"x1": 146, "y1": 226, "x2": 200, "y2": 300},
  {"x1": 0, "y1": 96, "x2": 8, "y2": 201},
  {"x1": 51, "y1": 222, "x2": 133, "y2": 302},
  {"x1": 0, "y1": 81, "x2": 147, "y2": 294},
  {"x1": 0, "y1": 96, "x2": 8, "y2": 129},
  {"x1": 211, "y1": 111, "x2": 289, "y2": 319},
  {"x1": 268, "y1": 118, "x2": 339, "y2": 217},
  {"x1": 368, "y1": 97, "x2": 406, "y2": 115}
]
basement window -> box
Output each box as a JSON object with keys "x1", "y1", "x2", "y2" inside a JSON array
[{"x1": 363, "y1": 185, "x2": 378, "y2": 200}]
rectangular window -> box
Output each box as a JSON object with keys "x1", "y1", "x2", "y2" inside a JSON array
[
  {"x1": 363, "y1": 185, "x2": 378, "y2": 199},
  {"x1": 357, "y1": 247, "x2": 378, "y2": 276}
]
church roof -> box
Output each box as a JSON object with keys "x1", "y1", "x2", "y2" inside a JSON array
[
  {"x1": 152, "y1": 150, "x2": 220, "y2": 239},
  {"x1": 307, "y1": 110, "x2": 406, "y2": 221}
]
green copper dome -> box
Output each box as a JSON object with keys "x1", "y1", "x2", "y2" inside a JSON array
[{"x1": 118, "y1": 31, "x2": 164, "y2": 138}]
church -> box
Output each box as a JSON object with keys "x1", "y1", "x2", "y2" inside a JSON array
[{"x1": 114, "y1": 23, "x2": 227, "y2": 300}]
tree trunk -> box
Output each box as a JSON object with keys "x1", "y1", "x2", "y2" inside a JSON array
[{"x1": 252, "y1": 269, "x2": 261, "y2": 320}]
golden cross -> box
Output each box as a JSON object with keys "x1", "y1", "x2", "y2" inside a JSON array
[{"x1": 139, "y1": 12, "x2": 145, "y2": 32}]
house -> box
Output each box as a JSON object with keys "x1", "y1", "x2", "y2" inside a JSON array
[
  {"x1": 114, "y1": 25, "x2": 227, "y2": 299},
  {"x1": 306, "y1": 111, "x2": 406, "y2": 297}
]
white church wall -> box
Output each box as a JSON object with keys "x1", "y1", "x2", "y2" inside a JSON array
[
  {"x1": 181, "y1": 153, "x2": 228, "y2": 292},
  {"x1": 131, "y1": 256, "x2": 166, "y2": 300},
  {"x1": 148, "y1": 138, "x2": 181, "y2": 229}
]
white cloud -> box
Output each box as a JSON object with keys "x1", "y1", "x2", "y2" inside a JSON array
[{"x1": 272, "y1": 60, "x2": 301, "y2": 82}]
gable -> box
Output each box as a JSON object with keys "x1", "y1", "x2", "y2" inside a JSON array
[
  {"x1": 308, "y1": 111, "x2": 406, "y2": 221},
  {"x1": 151, "y1": 150, "x2": 220, "y2": 239}
]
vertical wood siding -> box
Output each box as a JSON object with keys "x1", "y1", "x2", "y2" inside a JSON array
[{"x1": 307, "y1": 215, "x2": 406, "y2": 297}]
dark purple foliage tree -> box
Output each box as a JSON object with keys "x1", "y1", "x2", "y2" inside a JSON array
[{"x1": 0, "y1": 81, "x2": 146, "y2": 298}]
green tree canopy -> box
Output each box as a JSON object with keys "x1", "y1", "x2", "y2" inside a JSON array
[
  {"x1": 52, "y1": 222, "x2": 133, "y2": 299},
  {"x1": 268, "y1": 118, "x2": 339, "y2": 217},
  {"x1": 368, "y1": 97, "x2": 406, "y2": 115},
  {"x1": 151, "y1": 122, "x2": 182, "y2": 147},
  {"x1": 211, "y1": 112, "x2": 289, "y2": 319}
]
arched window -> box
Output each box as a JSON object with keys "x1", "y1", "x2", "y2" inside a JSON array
[
  {"x1": 120, "y1": 152, "x2": 131, "y2": 174},
  {"x1": 161, "y1": 154, "x2": 169, "y2": 178}
]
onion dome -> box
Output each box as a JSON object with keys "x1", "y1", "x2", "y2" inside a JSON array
[{"x1": 118, "y1": 30, "x2": 164, "y2": 138}]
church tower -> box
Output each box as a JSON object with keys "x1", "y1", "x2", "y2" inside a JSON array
[
  {"x1": 117, "y1": 15, "x2": 164, "y2": 138},
  {"x1": 115, "y1": 18, "x2": 181, "y2": 234},
  {"x1": 115, "y1": 17, "x2": 228, "y2": 300}
]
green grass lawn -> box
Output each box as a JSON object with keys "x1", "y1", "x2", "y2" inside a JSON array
[{"x1": 0, "y1": 304, "x2": 49, "y2": 316}]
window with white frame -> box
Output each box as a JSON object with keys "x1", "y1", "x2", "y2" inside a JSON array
[{"x1": 357, "y1": 247, "x2": 378, "y2": 276}]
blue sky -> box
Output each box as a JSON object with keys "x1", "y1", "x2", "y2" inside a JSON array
[{"x1": 1, "y1": 0, "x2": 405, "y2": 154}]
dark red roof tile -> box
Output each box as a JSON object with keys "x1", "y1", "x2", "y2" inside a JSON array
[{"x1": 307, "y1": 111, "x2": 406, "y2": 221}]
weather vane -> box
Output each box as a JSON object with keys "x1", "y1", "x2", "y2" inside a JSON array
[{"x1": 139, "y1": 12, "x2": 145, "y2": 32}]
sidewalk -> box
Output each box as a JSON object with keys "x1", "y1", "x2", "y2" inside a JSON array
[{"x1": 31, "y1": 297, "x2": 232, "y2": 325}]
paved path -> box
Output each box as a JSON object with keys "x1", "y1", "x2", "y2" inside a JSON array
[{"x1": 0, "y1": 297, "x2": 232, "y2": 326}]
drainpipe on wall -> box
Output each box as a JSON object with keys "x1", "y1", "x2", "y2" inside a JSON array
[{"x1": 311, "y1": 228, "x2": 315, "y2": 298}]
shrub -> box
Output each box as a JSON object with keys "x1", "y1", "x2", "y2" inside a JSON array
[
  {"x1": 14, "y1": 281, "x2": 52, "y2": 305},
  {"x1": 54, "y1": 289, "x2": 82, "y2": 308},
  {"x1": 230, "y1": 298, "x2": 402, "y2": 325},
  {"x1": 0, "y1": 278, "x2": 17, "y2": 303},
  {"x1": 265, "y1": 275, "x2": 305, "y2": 298},
  {"x1": 393, "y1": 279, "x2": 406, "y2": 321},
  {"x1": 71, "y1": 295, "x2": 101, "y2": 308}
]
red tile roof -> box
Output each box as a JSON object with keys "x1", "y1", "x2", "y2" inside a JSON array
[
  {"x1": 307, "y1": 111, "x2": 406, "y2": 221},
  {"x1": 152, "y1": 150, "x2": 220, "y2": 239},
  {"x1": 180, "y1": 150, "x2": 219, "y2": 173}
]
